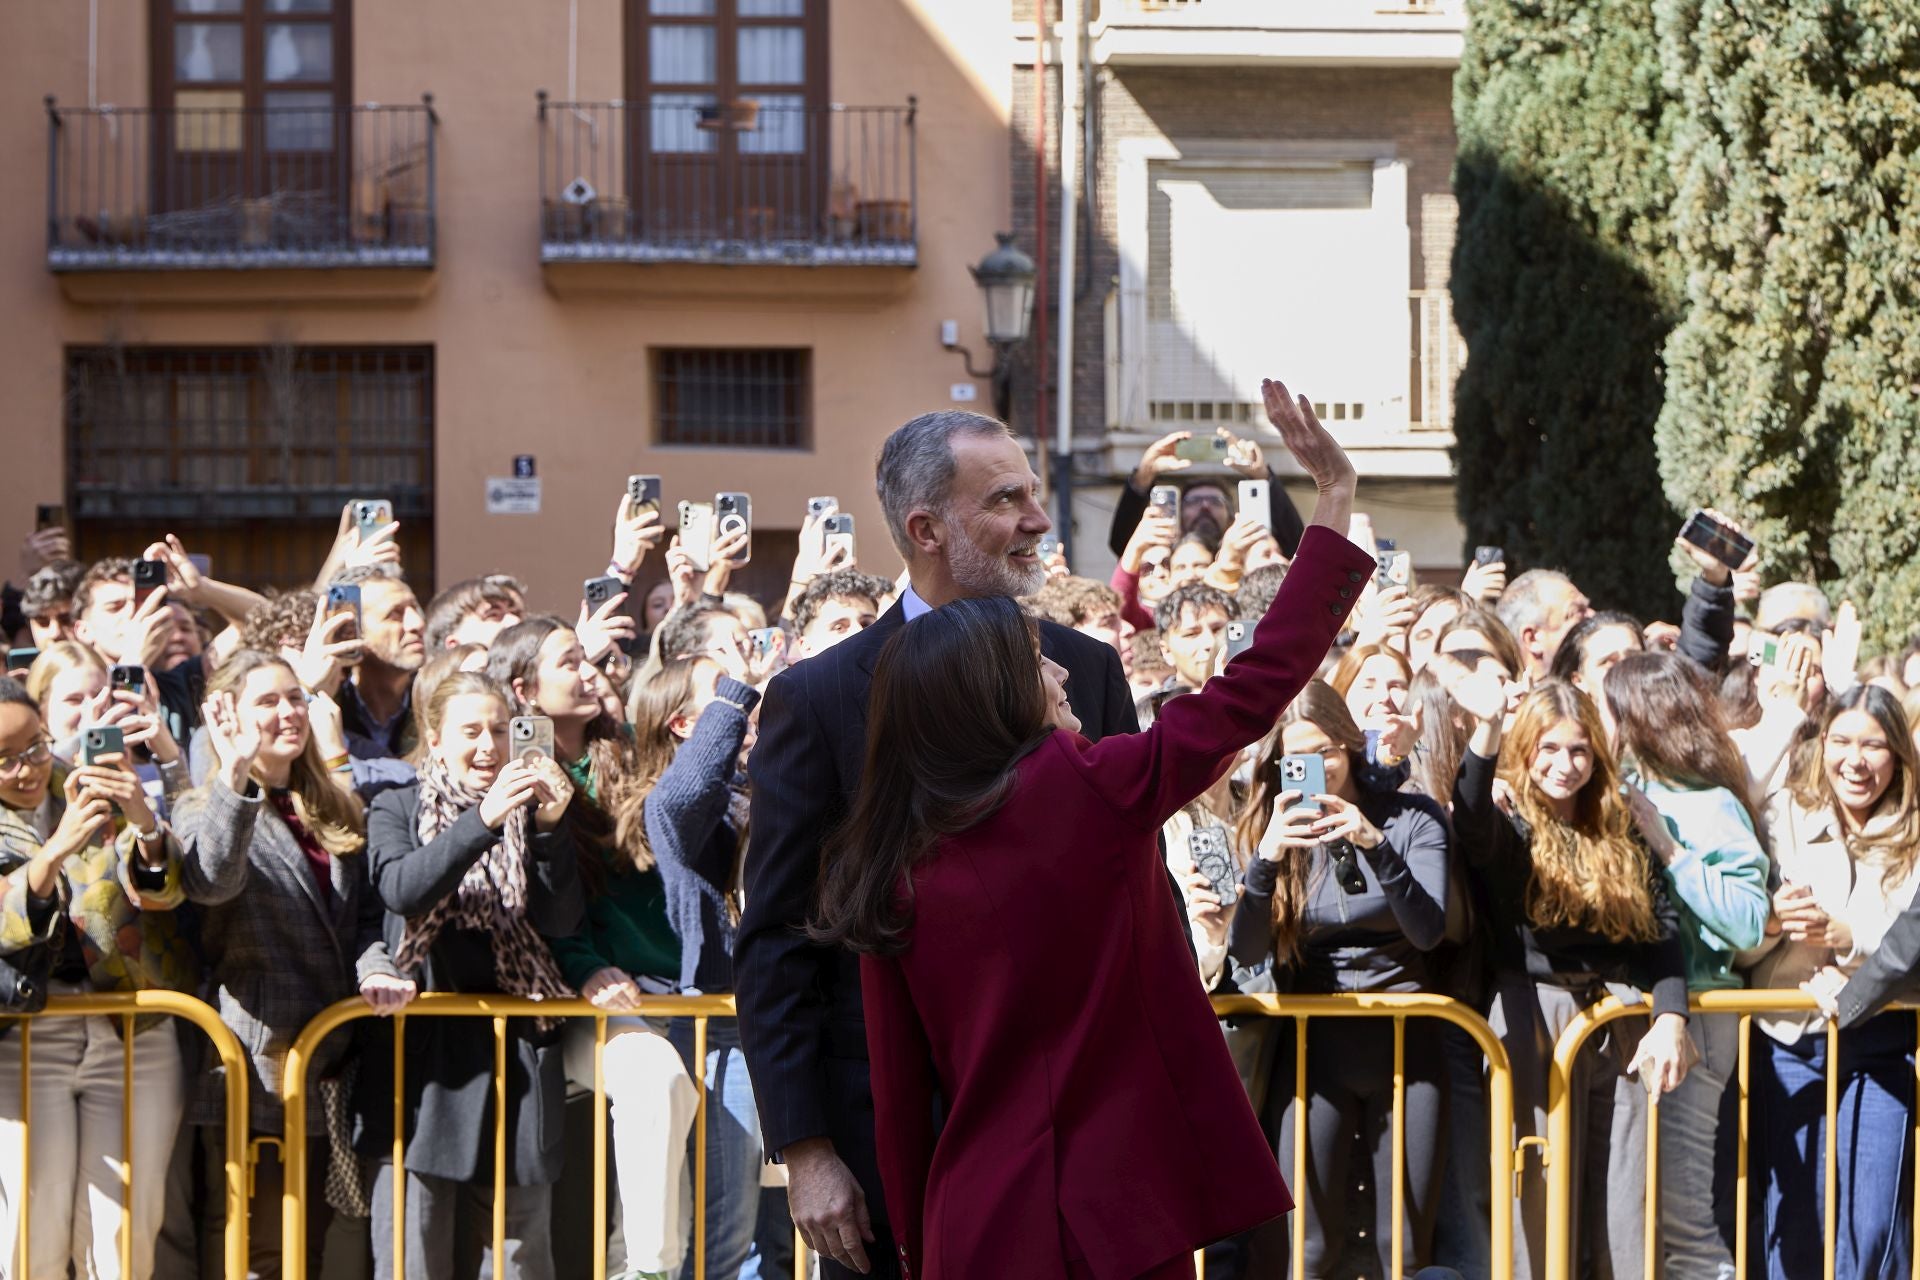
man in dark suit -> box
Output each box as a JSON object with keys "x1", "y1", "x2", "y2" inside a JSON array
[{"x1": 737, "y1": 410, "x2": 1139, "y2": 1277}]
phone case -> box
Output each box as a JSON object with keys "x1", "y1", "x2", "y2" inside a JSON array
[
  {"x1": 1279, "y1": 754, "x2": 1327, "y2": 814},
  {"x1": 509, "y1": 716, "x2": 555, "y2": 762},
  {"x1": 354, "y1": 500, "x2": 394, "y2": 539},
  {"x1": 1174, "y1": 435, "x2": 1230, "y2": 463},
  {"x1": 678, "y1": 501, "x2": 714, "y2": 572},
  {"x1": 626, "y1": 476, "x2": 662, "y2": 513},
  {"x1": 1238, "y1": 480, "x2": 1272, "y2": 532},
  {"x1": 583, "y1": 576, "x2": 622, "y2": 608},
  {"x1": 1223, "y1": 622, "x2": 1255, "y2": 662},
  {"x1": 1150, "y1": 486, "x2": 1180, "y2": 519},
  {"x1": 81, "y1": 725, "x2": 125, "y2": 765},
  {"x1": 715, "y1": 493, "x2": 752, "y2": 566},
  {"x1": 1189, "y1": 827, "x2": 1239, "y2": 909}
]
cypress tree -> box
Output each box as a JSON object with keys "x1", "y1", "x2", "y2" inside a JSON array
[
  {"x1": 1452, "y1": 0, "x2": 1686, "y2": 618},
  {"x1": 1654, "y1": 0, "x2": 1920, "y2": 652}
]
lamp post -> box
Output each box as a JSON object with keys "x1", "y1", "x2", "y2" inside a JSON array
[{"x1": 945, "y1": 232, "x2": 1036, "y2": 423}]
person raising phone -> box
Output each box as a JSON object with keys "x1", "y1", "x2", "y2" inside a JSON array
[{"x1": 809, "y1": 380, "x2": 1369, "y2": 1279}]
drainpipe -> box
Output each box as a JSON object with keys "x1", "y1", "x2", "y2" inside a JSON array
[
  {"x1": 1054, "y1": 0, "x2": 1083, "y2": 558},
  {"x1": 1032, "y1": 3, "x2": 1050, "y2": 498}
]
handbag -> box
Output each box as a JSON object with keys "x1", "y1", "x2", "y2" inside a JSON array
[{"x1": 0, "y1": 851, "x2": 60, "y2": 1018}]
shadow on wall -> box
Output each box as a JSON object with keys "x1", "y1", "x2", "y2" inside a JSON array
[{"x1": 1449, "y1": 149, "x2": 1680, "y2": 621}]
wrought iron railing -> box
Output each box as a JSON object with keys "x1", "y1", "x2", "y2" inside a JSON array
[
  {"x1": 44, "y1": 96, "x2": 437, "y2": 270},
  {"x1": 537, "y1": 94, "x2": 916, "y2": 266}
]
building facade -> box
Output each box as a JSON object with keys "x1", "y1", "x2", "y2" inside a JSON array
[
  {"x1": 1, "y1": 0, "x2": 1016, "y2": 606},
  {"x1": 1013, "y1": 0, "x2": 1468, "y2": 581}
]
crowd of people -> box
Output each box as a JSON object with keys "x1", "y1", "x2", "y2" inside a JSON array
[{"x1": 0, "y1": 391, "x2": 1918, "y2": 1280}]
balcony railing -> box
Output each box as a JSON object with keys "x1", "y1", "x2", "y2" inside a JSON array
[
  {"x1": 537, "y1": 95, "x2": 916, "y2": 267},
  {"x1": 44, "y1": 97, "x2": 437, "y2": 271}
]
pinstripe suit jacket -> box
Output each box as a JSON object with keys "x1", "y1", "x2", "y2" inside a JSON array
[{"x1": 173, "y1": 778, "x2": 398, "y2": 1133}]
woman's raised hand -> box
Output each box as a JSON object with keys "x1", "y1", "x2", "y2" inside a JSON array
[
  {"x1": 201, "y1": 690, "x2": 262, "y2": 793},
  {"x1": 477, "y1": 760, "x2": 545, "y2": 831}
]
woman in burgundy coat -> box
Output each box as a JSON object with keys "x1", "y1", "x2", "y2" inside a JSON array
[{"x1": 812, "y1": 382, "x2": 1371, "y2": 1280}]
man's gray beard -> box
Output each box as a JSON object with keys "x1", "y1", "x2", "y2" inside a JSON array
[{"x1": 948, "y1": 524, "x2": 1048, "y2": 599}]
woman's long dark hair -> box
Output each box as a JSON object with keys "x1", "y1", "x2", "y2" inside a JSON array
[
  {"x1": 1604, "y1": 650, "x2": 1767, "y2": 842},
  {"x1": 1549, "y1": 611, "x2": 1645, "y2": 685},
  {"x1": 809, "y1": 596, "x2": 1052, "y2": 954}
]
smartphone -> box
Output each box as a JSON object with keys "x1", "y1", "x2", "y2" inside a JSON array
[
  {"x1": 1188, "y1": 825, "x2": 1239, "y2": 910},
  {"x1": 1149, "y1": 485, "x2": 1180, "y2": 522},
  {"x1": 1238, "y1": 479, "x2": 1272, "y2": 532},
  {"x1": 1036, "y1": 534, "x2": 1062, "y2": 561},
  {"x1": 583, "y1": 576, "x2": 624, "y2": 610},
  {"x1": 35, "y1": 504, "x2": 65, "y2": 532},
  {"x1": 1749, "y1": 634, "x2": 1782, "y2": 668},
  {"x1": 1279, "y1": 753, "x2": 1328, "y2": 816},
  {"x1": 110, "y1": 664, "x2": 145, "y2": 695},
  {"x1": 1327, "y1": 840, "x2": 1371, "y2": 896},
  {"x1": 807, "y1": 496, "x2": 838, "y2": 520},
  {"x1": 1374, "y1": 550, "x2": 1412, "y2": 590},
  {"x1": 678, "y1": 501, "x2": 714, "y2": 573},
  {"x1": 131, "y1": 558, "x2": 166, "y2": 607},
  {"x1": 1677, "y1": 509, "x2": 1754, "y2": 572},
  {"x1": 1474, "y1": 545, "x2": 1506, "y2": 568},
  {"x1": 509, "y1": 715, "x2": 555, "y2": 763},
  {"x1": 353, "y1": 498, "x2": 394, "y2": 543},
  {"x1": 625, "y1": 475, "x2": 662, "y2": 519},
  {"x1": 80, "y1": 724, "x2": 126, "y2": 766},
  {"x1": 6, "y1": 648, "x2": 39, "y2": 672},
  {"x1": 748, "y1": 627, "x2": 782, "y2": 658},
  {"x1": 1223, "y1": 620, "x2": 1255, "y2": 662},
  {"x1": 324, "y1": 583, "x2": 363, "y2": 653},
  {"x1": 823, "y1": 513, "x2": 855, "y2": 562},
  {"x1": 1174, "y1": 434, "x2": 1231, "y2": 464},
  {"x1": 714, "y1": 493, "x2": 752, "y2": 567}
]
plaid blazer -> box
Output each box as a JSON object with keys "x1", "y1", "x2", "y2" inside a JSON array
[{"x1": 173, "y1": 778, "x2": 398, "y2": 1134}]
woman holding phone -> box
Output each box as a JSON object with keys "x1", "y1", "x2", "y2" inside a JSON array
[
  {"x1": 364, "y1": 669, "x2": 583, "y2": 1280},
  {"x1": 1227, "y1": 680, "x2": 1451, "y2": 1277},
  {"x1": 0, "y1": 676, "x2": 191, "y2": 1280},
  {"x1": 811, "y1": 381, "x2": 1368, "y2": 1279},
  {"x1": 1443, "y1": 668, "x2": 1692, "y2": 1280}
]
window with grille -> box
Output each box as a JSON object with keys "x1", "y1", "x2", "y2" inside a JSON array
[
  {"x1": 63, "y1": 345, "x2": 434, "y2": 592},
  {"x1": 653, "y1": 348, "x2": 810, "y2": 448}
]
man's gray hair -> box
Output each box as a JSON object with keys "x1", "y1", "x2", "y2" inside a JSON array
[
  {"x1": 1496, "y1": 567, "x2": 1573, "y2": 638},
  {"x1": 875, "y1": 410, "x2": 1016, "y2": 559},
  {"x1": 1756, "y1": 582, "x2": 1831, "y2": 633}
]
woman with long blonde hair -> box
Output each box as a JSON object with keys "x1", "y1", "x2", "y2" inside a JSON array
[
  {"x1": 1440, "y1": 663, "x2": 1691, "y2": 1280},
  {"x1": 1227, "y1": 680, "x2": 1450, "y2": 1277},
  {"x1": 1743, "y1": 685, "x2": 1920, "y2": 1279}
]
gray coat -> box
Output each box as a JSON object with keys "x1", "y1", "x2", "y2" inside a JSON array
[{"x1": 173, "y1": 778, "x2": 398, "y2": 1134}]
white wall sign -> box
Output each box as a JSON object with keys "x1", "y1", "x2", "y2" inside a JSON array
[{"x1": 486, "y1": 477, "x2": 542, "y2": 515}]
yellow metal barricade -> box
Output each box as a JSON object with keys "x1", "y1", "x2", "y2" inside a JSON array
[
  {"x1": 5, "y1": 990, "x2": 250, "y2": 1280},
  {"x1": 1543, "y1": 989, "x2": 1920, "y2": 1280},
  {"x1": 282, "y1": 991, "x2": 774, "y2": 1280},
  {"x1": 1207, "y1": 992, "x2": 1517, "y2": 1280}
]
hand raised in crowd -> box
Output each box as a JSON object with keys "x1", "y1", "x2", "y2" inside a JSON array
[
  {"x1": 1258, "y1": 795, "x2": 1325, "y2": 858},
  {"x1": 1675, "y1": 507, "x2": 1755, "y2": 588},
  {"x1": 1206, "y1": 515, "x2": 1269, "y2": 590},
  {"x1": 576, "y1": 591, "x2": 635, "y2": 666},
  {"x1": 582, "y1": 965, "x2": 645, "y2": 1013},
  {"x1": 1352, "y1": 583, "x2": 1418, "y2": 652},
  {"x1": 140, "y1": 534, "x2": 205, "y2": 606},
  {"x1": 1755, "y1": 632, "x2": 1821, "y2": 714},
  {"x1": 359, "y1": 973, "x2": 418, "y2": 1017},
  {"x1": 201, "y1": 689, "x2": 264, "y2": 794},
  {"x1": 1302, "y1": 793, "x2": 1384, "y2": 850},
  {"x1": 1263, "y1": 378, "x2": 1356, "y2": 533},
  {"x1": 1623, "y1": 785, "x2": 1679, "y2": 866},
  {"x1": 610, "y1": 493, "x2": 666, "y2": 580},
  {"x1": 121, "y1": 582, "x2": 174, "y2": 671},
  {"x1": 1121, "y1": 508, "x2": 1180, "y2": 574},
  {"x1": 1642, "y1": 621, "x2": 1681, "y2": 652},
  {"x1": 665, "y1": 536, "x2": 700, "y2": 609},
  {"x1": 784, "y1": 1137, "x2": 875, "y2": 1274},
  {"x1": 1824, "y1": 600, "x2": 1862, "y2": 695},
  {"x1": 295, "y1": 597, "x2": 363, "y2": 695},
  {"x1": 112, "y1": 672, "x2": 180, "y2": 767},
  {"x1": 1173, "y1": 854, "x2": 1228, "y2": 951},
  {"x1": 41, "y1": 770, "x2": 117, "y2": 869},
  {"x1": 1374, "y1": 699, "x2": 1423, "y2": 764},
  {"x1": 523, "y1": 754, "x2": 575, "y2": 831},
  {"x1": 703, "y1": 525, "x2": 750, "y2": 598},
  {"x1": 68, "y1": 751, "x2": 160, "y2": 846},
  {"x1": 1221, "y1": 429, "x2": 1266, "y2": 480},
  {"x1": 1131, "y1": 430, "x2": 1196, "y2": 491},
  {"x1": 343, "y1": 513, "x2": 402, "y2": 572},
  {"x1": 1433, "y1": 653, "x2": 1508, "y2": 725},
  {"x1": 1459, "y1": 554, "x2": 1506, "y2": 604},
  {"x1": 307, "y1": 690, "x2": 350, "y2": 777},
  {"x1": 1044, "y1": 547, "x2": 1071, "y2": 581},
  {"x1": 791, "y1": 503, "x2": 853, "y2": 588},
  {"x1": 19, "y1": 526, "x2": 70, "y2": 580},
  {"x1": 477, "y1": 759, "x2": 550, "y2": 831},
  {"x1": 1627, "y1": 1012, "x2": 1695, "y2": 1098}
]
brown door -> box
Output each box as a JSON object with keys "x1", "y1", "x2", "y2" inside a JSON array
[
  {"x1": 150, "y1": 0, "x2": 352, "y2": 249},
  {"x1": 624, "y1": 0, "x2": 826, "y2": 248}
]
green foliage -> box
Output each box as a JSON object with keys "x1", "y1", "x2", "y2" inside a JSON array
[
  {"x1": 1450, "y1": 0, "x2": 1688, "y2": 618},
  {"x1": 1653, "y1": 0, "x2": 1920, "y2": 652}
]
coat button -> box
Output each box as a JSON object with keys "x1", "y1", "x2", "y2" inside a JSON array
[
  {"x1": 1348, "y1": 570, "x2": 1364, "y2": 583},
  {"x1": 1339, "y1": 587, "x2": 1353, "y2": 599},
  {"x1": 1329, "y1": 604, "x2": 1342, "y2": 615}
]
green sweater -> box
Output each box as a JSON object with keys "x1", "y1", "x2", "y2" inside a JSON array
[{"x1": 545, "y1": 749, "x2": 680, "y2": 989}]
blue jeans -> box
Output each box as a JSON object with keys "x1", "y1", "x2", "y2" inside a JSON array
[
  {"x1": 669, "y1": 1017, "x2": 763, "y2": 1280},
  {"x1": 1752, "y1": 1013, "x2": 1914, "y2": 1280}
]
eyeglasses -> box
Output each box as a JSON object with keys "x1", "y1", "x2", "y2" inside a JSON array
[{"x1": 0, "y1": 739, "x2": 53, "y2": 778}]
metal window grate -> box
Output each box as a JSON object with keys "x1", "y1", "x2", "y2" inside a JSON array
[
  {"x1": 653, "y1": 348, "x2": 810, "y2": 449},
  {"x1": 63, "y1": 345, "x2": 434, "y2": 591}
]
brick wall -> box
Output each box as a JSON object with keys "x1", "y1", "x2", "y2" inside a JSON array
[{"x1": 1010, "y1": 62, "x2": 1460, "y2": 475}]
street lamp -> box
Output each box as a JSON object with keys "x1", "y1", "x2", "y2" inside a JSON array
[{"x1": 945, "y1": 232, "x2": 1036, "y2": 420}]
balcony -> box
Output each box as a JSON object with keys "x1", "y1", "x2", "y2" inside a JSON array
[
  {"x1": 45, "y1": 97, "x2": 436, "y2": 303},
  {"x1": 537, "y1": 95, "x2": 916, "y2": 299},
  {"x1": 1091, "y1": 0, "x2": 1466, "y2": 68}
]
